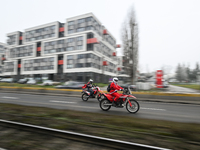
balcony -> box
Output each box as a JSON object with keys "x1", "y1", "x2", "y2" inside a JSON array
[
  {"x1": 59, "y1": 27, "x2": 64, "y2": 32},
  {"x1": 103, "y1": 29, "x2": 108, "y2": 35},
  {"x1": 103, "y1": 61, "x2": 108, "y2": 66},
  {"x1": 58, "y1": 60, "x2": 63, "y2": 65},
  {"x1": 116, "y1": 44, "x2": 121, "y2": 48},
  {"x1": 87, "y1": 38, "x2": 99, "y2": 44},
  {"x1": 37, "y1": 47, "x2": 41, "y2": 52}
]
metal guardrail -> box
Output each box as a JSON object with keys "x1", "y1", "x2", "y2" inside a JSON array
[{"x1": 0, "y1": 119, "x2": 171, "y2": 150}]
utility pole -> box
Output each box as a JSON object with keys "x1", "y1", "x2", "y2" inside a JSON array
[{"x1": 197, "y1": 72, "x2": 200, "y2": 91}]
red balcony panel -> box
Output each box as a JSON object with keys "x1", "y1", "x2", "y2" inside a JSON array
[
  {"x1": 87, "y1": 38, "x2": 99, "y2": 44},
  {"x1": 116, "y1": 44, "x2": 121, "y2": 48},
  {"x1": 117, "y1": 67, "x2": 121, "y2": 71},
  {"x1": 1, "y1": 57, "x2": 6, "y2": 61},
  {"x1": 103, "y1": 29, "x2": 108, "y2": 35},
  {"x1": 37, "y1": 47, "x2": 41, "y2": 51},
  {"x1": 59, "y1": 27, "x2": 64, "y2": 32},
  {"x1": 112, "y1": 52, "x2": 116, "y2": 56},
  {"x1": 58, "y1": 60, "x2": 63, "y2": 65},
  {"x1": 18, "y1": 64, "x2": 21, "y2": 68},
  {"x1": 103, "y1": 61, "x2": 108, "y2": 66},
  {"x1": 19, "y1": 36, "x2": 23, "y2": 40}
]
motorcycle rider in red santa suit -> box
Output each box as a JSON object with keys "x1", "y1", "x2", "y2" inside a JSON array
[
  {"x1": 110, "y1": 77, "x2": 124, "y2": 106},
  {"x1": 86, "y1": 79, "x2": 94, "y2": 97}
]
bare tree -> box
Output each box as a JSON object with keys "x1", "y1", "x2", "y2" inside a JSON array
[
  {"x1": 121, "y1": 6, "x2": 139, "y2": 84},
  {"x1": 176, "y1": 63, "x2": 188, "y2": 82}
]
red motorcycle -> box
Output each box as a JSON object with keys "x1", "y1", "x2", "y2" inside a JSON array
[
  {"x1": 82, "y1": 84, "x2": 104, "y2": 102},
  {"x1": 99, "y1": 87, "x2": 140, "y2": 113}
]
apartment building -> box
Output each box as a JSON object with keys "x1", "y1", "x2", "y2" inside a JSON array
[{"x1": 0, "y1": 13, "x2": 127, "y2": 83}]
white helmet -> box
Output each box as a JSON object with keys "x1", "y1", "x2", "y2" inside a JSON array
[
  {"x1": 89, "y1": 79, "x2": 93, "y2": 83},
  {"x1": 113, "y1": 77, "x2": 118, "y2": 83}
]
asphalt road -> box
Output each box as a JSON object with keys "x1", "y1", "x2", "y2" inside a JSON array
[{"x1": 0, "y1": 92, "x2": 200, "y2": 123}]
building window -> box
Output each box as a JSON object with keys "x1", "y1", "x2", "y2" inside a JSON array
[
  {"x1": 87, "y1": 44, "x2": 93, "y2": 50},
  {"x1": 67, "y1": 47, "x2": 74, "y2": 51},
  {"x1": 67, "y1": 38, "x2": 74, "y2": 43},
  {"x1": 49, "y1": 57, "x2": 54, "y2": 62},
  {"x1": 77, "y1": 36, "x2": 83, "y2": 41},
  {"x1": 67, "y1": 64, "x2": 73, "y2": 69},
  {"x1": 78, "y1": 19, "x2": 85, "y2": 24},
  {"x1": 51, "y1": 33, "x2": 55, "y2": 37},
  {"x1": 77, "y1": 28, "x2": 85, "y2": 32},
  {"x1": 67, "y1": 55, "x2": 73, "y2": 60},
  {"x1": 58, "y1": 40, "x2": 64, "y2": 44},
  {"x1": 76, "y1": 63, "x2": 84, "y2": 68},
  {"x1": 51, "y1": 41, "x2": 56, "y2": 45},
  {"x1": 77, "y1": 45, "x2": 83, "y2": 50},
  {"x1": 51, "y1": 25, "x2": 55, "y2": 30},
  {"x1": 86, "y1": 26, "x2": 93, "y2": 30},
  {"x1": 86, "y1": 17, "x2": 92, "y2": 22},
  {"x1": 86, "y1": 53, "x2": 92, "y2": 58},
  {"x1": 85, "y1": 63, "x2": 91, "y2": 67},
  {"x1": 77, "y1": 54, "x2": 84, "y2": 59},
  {"x1": 68, "y1": 29, "x2": 74, "y2": 34},
  {"x1": 68, "y1": 21, "x2": 74, "y2": 26}
]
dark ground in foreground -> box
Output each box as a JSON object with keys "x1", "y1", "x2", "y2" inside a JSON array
[
  {"x1": 0, "y1": 103, "x2": 200, "y2": 150},
  {"x1": 0, "y1": 126, "x2": 115, "y2": 150}
]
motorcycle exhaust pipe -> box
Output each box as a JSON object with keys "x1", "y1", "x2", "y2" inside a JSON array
[{"x1": 104, "y1": 104, "x2": 112, "y2": 106}]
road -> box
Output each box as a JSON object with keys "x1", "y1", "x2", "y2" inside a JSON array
[{"x1": 0, "y1": 92, "x2": 200, "y2": 123}]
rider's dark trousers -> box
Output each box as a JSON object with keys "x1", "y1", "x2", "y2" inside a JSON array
[{"x1": 88, "y1": 88, "x2": 94, "y2": 96}]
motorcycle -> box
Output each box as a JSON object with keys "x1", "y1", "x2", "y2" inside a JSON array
[
  {"x1": 82, "y1": 84, "x2": 104, "y2": 102},
  {"x1": 99, "y1": 87, "x2": 140, "y2": 113}
]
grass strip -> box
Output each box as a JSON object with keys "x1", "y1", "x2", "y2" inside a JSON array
[
  {"x1": 0, "y1": 103, "x2": 200, "y2": 150},
  {"x1": 171, "y1": 84, "x2": 200, "y2": 90}
]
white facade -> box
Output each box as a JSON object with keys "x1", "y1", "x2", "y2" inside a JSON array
[
  {"x1": 21, "y1": 55, "x2": 57, "y2": 75},
  {"x1": 24, "y1": 21, "x2": 59, "y2": 44},
  {"x1": 1, "y1": 13, "x2": 125, "y2": 82},
  {"x1": 3, "y1": 60, "x2": 18, "y2": 76}
]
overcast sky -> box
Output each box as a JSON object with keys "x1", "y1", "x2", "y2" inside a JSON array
[{"x1": 0, "y1": 0, "x2": 199, "y2": 73}]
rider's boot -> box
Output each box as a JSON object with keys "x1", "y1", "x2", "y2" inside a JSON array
[{"x1": 112, "y1": 100, "x2": 117, "y2": 107}]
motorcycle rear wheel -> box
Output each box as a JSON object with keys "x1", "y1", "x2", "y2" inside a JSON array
[
  {"x1": 82, "y1": 93, "x2": 89, "y2": 101},
  {"x1": 100, "y1": 98, "x2": 111, "y2": 111},
  {"x1": 126, "y1": 99, "x2": 140, "y2": 113}
]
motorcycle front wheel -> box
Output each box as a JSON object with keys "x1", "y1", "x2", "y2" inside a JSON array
[
  {"x1": 82, "y1": 93, "x2": 89, "y2": 101},
  {"x1": 126, "y1": 99, "x2": 140, "y2": 113},
  {"x1": 100, "y1": 98, "x2": 111, "y2": 111},
  {"x1": 97, "y1": 93, "x2": 103, "y2": 102}
]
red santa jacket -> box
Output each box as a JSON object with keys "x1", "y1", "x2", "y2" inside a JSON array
[{"x1": 110, "y1": 82, "x2": 123, "y2": 93}]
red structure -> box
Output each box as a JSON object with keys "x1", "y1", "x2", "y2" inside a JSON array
[
  {"x1": 58, "y1": 60, "x2": 63, "y2": 65},
  {"x1": 37, "y1": 47, "x2": 41, "y2": 51},
  {"x1": 87, "y1": 38, "x2": 99, "y2": 44},
  {"x1": 116, "y1": 44, "x2": 121, "y2": 48},
  {"x1": 156, "y1": 70, "x2": 163, "y2": 88},
  {"x1": 59, "y1": 27, "x2": 64, "y2": 32},
  {"x1": 18, "y1": 64, "x2": 21, "y2": 68},
  {"x1": 103, "y1": 61, "x2": 108, "y2": 66},
  {"x1": 112, "y1": 52, "x2": 116, "y2": 56},
  {"x1": 103, "y1": 29, "x2": 108, "y2": 35},
  {"x1": 117, "y1": 67, "x2": 121, "y2": 71}
]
